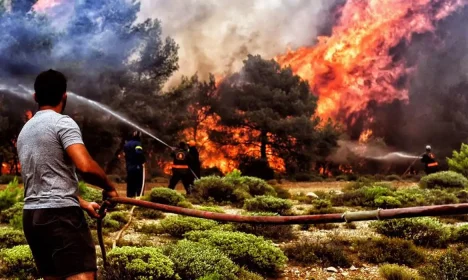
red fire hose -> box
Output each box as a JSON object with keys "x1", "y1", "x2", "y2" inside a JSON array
[{"x1": 97, "y1": 199, "x2": 468, "y2": 267}]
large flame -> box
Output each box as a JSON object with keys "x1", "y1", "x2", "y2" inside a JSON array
[{"x1": 276, "y1": 0, "x2": 467, "y2": 124}]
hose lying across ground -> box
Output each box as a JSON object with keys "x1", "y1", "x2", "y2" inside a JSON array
[{"x1": 97, "y1": 199, "x2": 468, "y2": 267}]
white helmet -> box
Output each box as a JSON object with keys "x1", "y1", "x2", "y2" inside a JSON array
[{"x1": 426, "y1": 145, "x2": 432, "y2": 151}]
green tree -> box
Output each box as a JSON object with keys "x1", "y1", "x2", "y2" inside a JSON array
[
  {"x1": 212, "y1": 54, "x2": 337, "y2": 173},
  {"x1": 447, "y1": 143, "x2": 468, "y2": 177}
]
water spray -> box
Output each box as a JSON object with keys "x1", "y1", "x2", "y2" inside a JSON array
[
  {"x1": 0, "y1": 83, "x2": 173, "y2": 149},
  {"x1": 366, "y1": 152, "x2": 421, "y2": 161}
]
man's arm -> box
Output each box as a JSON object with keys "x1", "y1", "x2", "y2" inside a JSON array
[{"x1": 66, "y1": 143, "x2": 117, "y2": 193}]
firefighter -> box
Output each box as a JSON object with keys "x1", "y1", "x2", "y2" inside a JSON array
[
  {"x1": 168, "y1": 141, "x2": 193, "y2": 194},
  {"x1": 188, "y1": 140, "x2": 201, "y2": 181},
  {"x1": 421, "y1": 145, "x2": 439, "y2": 174},
  {"x1": 124, "y1": 131, "x2": 146, "y2": 197}
]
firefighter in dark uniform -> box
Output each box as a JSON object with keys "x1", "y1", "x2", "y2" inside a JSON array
[
  {"x1": 188, "y1": 140, "x2": 201, "y2": 180},
  {"x1": 421, "y1": 145, "x2": 439, "y2": 174},
  {"x1": 168, "y1": 142, "x2": 193, "y2": 194},
  {"x1": 124, "y1": 131, "x2": 146, "y2": 197}
]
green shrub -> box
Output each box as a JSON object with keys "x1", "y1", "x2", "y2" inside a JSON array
[
  {"x1": 192, "y1": 176, "x2": 249, "y2": 204},
  {"x1": 176, "y1": 200, "x2": 193, "y2": 208},
  {"x1": 9, "y1": 214, "x2": 23, "y2": 230},
  {"x1": 283, "y1": 239, "x2": 351, "y2": 267},
  {"x1": 306, "y1": 206, "x2": 343, "y2": 215},
  {"x1": 0, "y1": 228, "x2": 26, "y2": 249},
  {"x1": 394, "y1": 188, "x2": 427, "y2": 207},
  {"x1": 185, "y1": 230, "x2": 287, "y2": 275},
  {"x1": 356, "y1": 237, "x2": 425, "y2": 267},
  {"x1": 379, "y1": 264, "x2": 421, "y2": 280},
  {"x1": 372, "y1": 218, "x2": 451, "y2": 248},
  {"x1": 103, "y1": 211, "x2": 129, "y2": 232},
  {"x1": 243, "y1": 196, "x2": 292, "y2": 214},
  {"x1": 375, "y1": 196, "x2": 402, "y2": 208},
  {"x1": 238, "y1": 268, "x2": 264, "y2": 280},
  {"x1": 235, "y1": 176, "x2": 276, "y2": 197},
  {"x1": 160, "y1": 216, "x2": 218, "y2": 237},
  {"x1": 137, "y1": 222, "x2": 162, "y2": 235},
  {"x1": 165, "y1": 240, "x2": 238, "y2": 280},
  {"x1": 149, "y1": 188, "x2": 186, "y2": 206},
  {"x1": 0, "y1": 177, "x2": 22, "y2": 211},
  {"x1": 78, "y1": 182, "x2": 102, "y2": 203},
  {"x1": 420, "y1": 171, "x2": 468, "y2": 189},
  {"x1": 0, "y1": 245, "x2": 38, "y2": 279},
  {"x1": 272, "y1": 185, "x2": 291, "y2": 199},
  {"x1": 456, "y1": 190, "x2": 468, "y2": 203},
  {"x1": 234, "y1": 212, "x2": 295, "y2": 241},
  {"x1": 0, "y1": 202, "x2": 23, "y2": 224},
  {"x1": 428, "y1": 189, "x2": 459, "y2": 205},
  {"x1": 103, "y1": 246, "x2": 178, "y2": 280},
  {"x1": 385, "y1": 175, "x2": 402, "y2": 181},
  {"x1": 136, "y1": 209, "x2": 165, "y2": 220},
  {"x1": 453, "y1": 225, "x2": 468, "y2": 242},
  {"x1": 419, "y1": 248, "x2": 468, "y2": 280},
  {"x1": 334, "y1": 183, "x2": 395, "y2": 208},
  {"x1": 447, "y1": 143, "x2": 468, "y2": 177},
  {"x1": 197, "y1": 206, "x2": 225, "y2": 213}
]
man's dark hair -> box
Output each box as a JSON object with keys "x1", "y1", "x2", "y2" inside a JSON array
[{"x1": 34, "y1": 69, "x2": 67, "y2": 107}]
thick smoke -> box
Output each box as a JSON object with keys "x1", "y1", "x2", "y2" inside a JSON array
[{"x1": 137, "y1": 0, "x2": 338, "y2": 88}]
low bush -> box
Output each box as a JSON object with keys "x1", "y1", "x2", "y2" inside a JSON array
[
  {"x1": 419, "y1": 171, "x2": 468, "y2": 189},
  {"x1": 103, "y1": 246, "x2": 178, "y2": 280},
  {"x1": 149, "y1": 188, "x2": 186, "y2": 206},
  {"x1": 428, "y1": 189, "x2": 459, "y2": 205},
  {"x1": 356, "y1": 237, "x2": 425, "y2": 267},
  {"x1": 393, "y1": 188, "x2": 427, "y2": 207},
  {"x1": 419, "y1": 248, "x2": 468, "y2": 280},
  {"x1": 78, "y1": 182, "x2": 102, "y2": 203},
  {"x1": 456, "y1": 190, "x2": 468, "y2": 203},
  {"x1": 306, "y1": 206, "x2": 343, "y2": 215},
  {"x1": 453, "y1": 224, "x2": 468, "y2": 243},
  {"x1": 243, "y1": 196, "x2": 293, "y2": 214},
  {"x1": 374, "y1": 196, "x2": 402, "y2": 208},
  {"x1": 103, "y1": 211, "x2": 129, "y2": 232},
  {"x1": 372, "y1": 217, "x2": 451, "y2": 248},
  {"x1": 160, "y1": 216, "x2": 218, "y2": 237},
  {"x1": 197, "y1": 206, "x2": 225, "y2": 213},
  {"x1": 385, "y1": 175, "x2": 402, "y2": 181},
  {"x1": 192, "y1": 176, "x2": 248, "y2": 204},
  {"x1": 165, "y1": 240, "x2": 239, "y2": 280},
  {"x1": 272, "y1": 185, "x2": 291, "y2": 199},
  {"x1": 0, "y1": 177, "x2": 22, "y2": 211},
  {"x1": 135, "y1": 209, "x2": 165, "y2": 220},
  {"x1": 0, "y1": 245, "x2": 38, "y2": 279},
  {"x1": 333, "y1": 183, "x2": 395, "y2": 208},
  {"x1": 379, "y1": 264, "x2": 421, "y2": 280},
  {"x1": 283, "y1": 238, "x2": 351, "y2": 267},
  {"x1": 235, "y1": 176, "x2": 276, "y2": 197},
  {"x1": 137, "y1": 222, "x2": 162, "y2": 235},
  {"x1": 234, "y1": 212, "x2": 295, "y2": 241},
  {"x1": 0, "y1": 228, "x2": 26, "y2": 249},
  {"x1": 447, "y1": 143, "x2": 468, "y2": 177},
  {"x1": 185, "y1": 230, "x2": 287, "y2": 276},
  {"x1": 237, "y1": 268, "x2": 264, "y2": 280},
  {"x1": 0, "y1": 202, "x2": 23, "y2": 223}
]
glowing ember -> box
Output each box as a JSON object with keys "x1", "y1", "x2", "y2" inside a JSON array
[
  {"x1": 33, "y1": 0, "x2": 63, "y2": 12},
  {"x1": 276, "y1": 0, "x2": 467, "y2": 124}
]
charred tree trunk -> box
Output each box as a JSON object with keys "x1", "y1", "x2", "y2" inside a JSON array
[{"x1": 260, "y1": 130, "x2": 268, "y2": 160}]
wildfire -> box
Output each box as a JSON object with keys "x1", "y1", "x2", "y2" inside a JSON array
[
  {"x1": 32, "y1": 0, "x2": 62, "y2": 12},
  {"x1": 276, "y1": 0, "x2": 467, "y2": 124},
  {"x1": 359, "y1": 129, "x2": 373, "y2": 143}
]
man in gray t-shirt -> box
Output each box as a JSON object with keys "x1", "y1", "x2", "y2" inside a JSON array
[{"x1": 17, "y1": 69, "x2": 118, "y2": 280}]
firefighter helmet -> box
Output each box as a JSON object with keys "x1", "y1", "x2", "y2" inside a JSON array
[
  {"x1": 188, "y1": 140, "x2": 196, "y2": 147},
  {"x1": 426, "y1": 145, "x2": 432, "y2": 151}
]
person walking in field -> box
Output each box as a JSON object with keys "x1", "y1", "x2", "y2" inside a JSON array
[{"x1": 17, "y1": 69, "x2": 119, "y2": 280}]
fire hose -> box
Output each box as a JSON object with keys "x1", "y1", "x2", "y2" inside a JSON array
[{"x1": 97, "y1": 200, "x2": 468, "y2": 267}]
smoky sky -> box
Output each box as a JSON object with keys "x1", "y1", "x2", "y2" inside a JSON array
[{"x1": 137, "y1": 0, "x2": 338, "y2": 88}]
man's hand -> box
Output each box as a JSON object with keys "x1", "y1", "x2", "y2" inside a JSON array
[
  {"x1": 81, "y1": 201, "x2": 101, "y2": 219},
  {"x1": 102, "y1": 188, "x2": 119, "y2": 210}
]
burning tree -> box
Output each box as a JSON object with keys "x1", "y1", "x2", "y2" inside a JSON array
[{"x1": 211, "y1": 54, "x2": 339, "y2": 175}]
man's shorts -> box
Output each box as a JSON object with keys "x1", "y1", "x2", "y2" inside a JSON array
[{"x1": 23, "y1": 206, "x2": 97, "y2": 278}]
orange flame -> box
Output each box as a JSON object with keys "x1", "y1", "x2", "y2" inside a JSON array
[{"x1": 276, "y1": 0, "x2": 466, "y2": 124}]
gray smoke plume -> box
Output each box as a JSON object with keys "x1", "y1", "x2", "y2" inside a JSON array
[{"x1": 137, "y1": 0, "x2": 338, "y2": 88}]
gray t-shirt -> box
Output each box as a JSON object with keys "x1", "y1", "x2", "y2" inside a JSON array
[{"x1": 17, "y1": 110, "x2": 84, "y2": 209}]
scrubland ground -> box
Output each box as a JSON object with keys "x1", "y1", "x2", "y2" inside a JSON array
[{"x1": 1, "y1": 171, "x2": 468, "y2": 280}]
